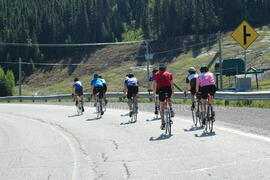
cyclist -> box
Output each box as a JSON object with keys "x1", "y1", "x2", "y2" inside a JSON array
[
  {"x1": 149, "y1": 68, "x2": 159, "y2": 115},
  {"x1": 153, "y1": 64, "x2": 175, "y2": 130},
  {"x1": 196, "y1": 65, "x2": 216, "y2": 125},
  {"x1": 90, "y1": 73, "x2": 104, "y2": 115},
  {"x1": 184, "y1": 67, "x2": 198, "y2": 110},
  {"x1": 99, "y1": 76, "x2": 108, "y2": 105},
  {"x1": 72, "y1": 78, "x2": 84, "y2": 112},
  {"x1": 123, "y1": 73, "x2": 139, "y2": 117}
]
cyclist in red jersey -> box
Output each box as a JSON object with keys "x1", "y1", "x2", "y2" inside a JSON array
[{"x1": 153, "y1": 64, "x2": 175, "y2": 130}]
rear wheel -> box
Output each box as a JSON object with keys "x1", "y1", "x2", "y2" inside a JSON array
[{"x1": 165, "y1": 107, "x2": 172, "y2": 135}]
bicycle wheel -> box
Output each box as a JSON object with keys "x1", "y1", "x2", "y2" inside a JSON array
[
  {"x1": 191, "y1": 108, "x2": 197, "y2": 127},
  {"x1": 196, "y1": 102, "x2": 202, "y2": 127},
  {"x1": 165, "y1": 107, "x2": 172, "y2": 135},
  {"x1": 208, "y1": 105, "x2": 214, "y2": 133}
]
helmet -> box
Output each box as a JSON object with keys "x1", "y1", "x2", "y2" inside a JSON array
[
  {"x1": 200, "y1": 65, "x2": 209, "y2": 73},
  {"x1": 74, "y1": 78, "x2": 79, "y2": 82},
  {"x1": 127, "y1": 73, "x2": 134, "y2": 78},
  {"x1": 94, "y1": 73, "x2": 99, "y2": 78},
  {"x1": 99, "y1": 76, "x2": 102, "y2": 78},
  {"x1": 188, "y1": 67, "x2": 196, "y2": 73},
  {"x1": 159, "y1": 64, "x2": 166, "y2": 70}
]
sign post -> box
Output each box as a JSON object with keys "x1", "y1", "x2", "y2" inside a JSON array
[{"x1": 231, "y1": 21, "x2": 259, "y2": 75}]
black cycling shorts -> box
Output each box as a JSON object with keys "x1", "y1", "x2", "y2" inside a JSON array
[
  {"x1": 201, "y1": 85, "x2": 216, "y2": 99},
  {"x1": 93, "y1": 87, "x2": 104, "y2": 99},
  {"x1": 127, "y1": 86, "x2": 138, "y2": 99},
  {"x1": 158, "y1": 86, "x2": 172, "y2": 102},
  {"x1": 75, "y1": 89, "x2": 83, "y2": 96},
  {"x1": 103, "y1": 84, "x2": 107, "y2": 93}
]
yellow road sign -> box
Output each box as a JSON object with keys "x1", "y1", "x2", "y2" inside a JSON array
[{"x1": 231, "y1": 21, "x2": 259, "y2": 49}]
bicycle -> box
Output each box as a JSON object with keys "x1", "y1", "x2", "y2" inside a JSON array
[
  {"x1": 130, "y1": 95, "x2": 137, "y2": 123},
  {"x1": 164, "y1": 93, "x2": 173, "y2": 135},
  {"x1": 95, "y1": 92, "x2": 103, "y2": 118},
  {"x1": 204, "y1": 103, "x2": 215, "y2": 133},
  {"x1": 191, "y1": 93, "x2": 203, "y2": 127},
  {"x1": 73, "y1": 94, "x2": 83, "y2": 115}
]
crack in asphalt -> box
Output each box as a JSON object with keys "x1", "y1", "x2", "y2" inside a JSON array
[
  {"x1": 101, "y1": 153, "x2": 108, "y2": 162},
  {"x1": 123, "y1": 163, "x2": 131, "y2": 179},
  {"x1": 111, "y1": 140, "x2": 119, "y2": 150}
]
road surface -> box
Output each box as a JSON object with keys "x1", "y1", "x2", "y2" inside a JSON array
[{"x1": 1, "y1": 103, "x2": 270, "y2": 180}]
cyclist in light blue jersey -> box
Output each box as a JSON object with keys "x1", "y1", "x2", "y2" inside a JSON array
[{"x1": 90, "y1": 73, "x2": 104, "y2": 115}]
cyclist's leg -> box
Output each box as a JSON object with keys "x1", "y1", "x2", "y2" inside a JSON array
[
  {"x1": 92, "y1": 88, "x2": 97, "y2": 105},
  {"x1": 159, "y1": 90, "x2": 166, "y2": 129},
  {"x1": 127, "y1": 86, "x2": 132, "y2": 110},
  {"x1": 200, "y1": 86, "x2": 209, "y2": 124}
]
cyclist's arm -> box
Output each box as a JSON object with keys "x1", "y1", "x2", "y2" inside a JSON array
[
  {"x1": 72, "y1": 86, "x2": 75, "y2": 95},
  {"x1": 196, "y1": 78, "x2": 200, "y2": 92},
  {"x1": 171, "y1": 80, "x2": 174, "y2": 97},
  {"x1": 123, "y1": 83, "x2": 127, "y2": 95},
  {"x1": 184, "y1": 83, "x2": 189, "y2": 92}
]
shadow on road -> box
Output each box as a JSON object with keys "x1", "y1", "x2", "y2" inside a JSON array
[
  {"x1": 149, "y1": 134, "x2": 173, "y2": 141},
  {"x1": 86, "y1": 117, "x2": 101, "y2": 121},
  {"x1": 120, "y1": 121, "x2": 136, "y2": 125},
  {"x1": 195, "y1": 131, "x2": 216, "y2": 137},
  {"x1": 121, "y1": 113, "x2": 129, "y2": 117},
  {"x1": 68, "y1": 114, "x2": 80, "y2": 118},
  {"x1": 184, "y1": 126, "x2": 204, "y2": 132},
  {"x1": 146, "y1": 117, "x2": 160, "y2": 122}
]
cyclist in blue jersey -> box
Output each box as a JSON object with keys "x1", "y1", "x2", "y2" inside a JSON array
[
  {"x1": 124, "y1": 73, "x2": 139, "y2": 116},
  {"x1": 90, "y1": 74, "x2": 104, "y2": 115},
  {"x1": 72, "y1": 78, "x2": 84, "y2": 112}
]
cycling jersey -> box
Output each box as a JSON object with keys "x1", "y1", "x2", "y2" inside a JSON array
[
  {"x1": 73, "y1": 81, "x2": 83, "y2": 90},
  {"x1": 91, "y1": 78, "x2": 104, "y2": 88},
  {"x1": 125, "y1": 77, "x2": 138, "y2": 87},
  {"x1": 186, "y1": 74, "x2": 198, "y2": 88},
  {"x1": 198, "y1": 72, "x2": 215, "y2": 87},
  {"x1": 154, "y1": 70, "x2": 173, "y2": 89},
  {"x1": 100, "y1": 78, "x2": 106, "y2": 85}
]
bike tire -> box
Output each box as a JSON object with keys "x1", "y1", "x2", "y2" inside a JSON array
[{"x1": 192, "y1": 109, "x2": 197, "y2": 127}]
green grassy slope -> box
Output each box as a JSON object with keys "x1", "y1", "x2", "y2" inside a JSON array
[{"x1": 17, "y1": 29, "x2": 270, "y2": 96}]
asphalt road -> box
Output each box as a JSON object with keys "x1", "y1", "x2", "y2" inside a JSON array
[{"x1": 1, "y1": 103, "x2": 270, "y2": 179}]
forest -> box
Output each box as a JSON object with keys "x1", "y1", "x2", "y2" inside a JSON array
[{"x1": 0, "y1": 0, "x2": 270, "y2": 95}]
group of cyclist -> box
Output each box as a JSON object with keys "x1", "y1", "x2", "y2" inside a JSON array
[
  {"x1": 184, "y1": 65, "x2": 216, "y2": 125},
  {"x1": 72, "y1": 63, "x2": 216, "y2": 129},
  {"x1": 72, "y1": 74, "x2": 107, "y2": 115}
]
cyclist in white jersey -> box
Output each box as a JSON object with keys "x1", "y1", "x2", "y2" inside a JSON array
[{"x1": 123, "y1": 73, "x2": 139, "y2": 116}]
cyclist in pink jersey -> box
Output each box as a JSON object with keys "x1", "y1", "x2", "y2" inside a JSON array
[{"x1": 196, "y1": 65, "x2": 216, "y2": 124}]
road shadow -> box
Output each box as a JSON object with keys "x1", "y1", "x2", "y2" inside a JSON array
[
  {"x1": 86, "y1": 117, "x2": 101, "y2": 121},
  {"x1": 184, "y1": 126, "x2": 204, "y2": 132},
  {"x1": 120, "y1": 121, "x2": 136, "y2": 125},
  {"x1": 195, "y1": 131, "x2": 216, "y2": 137},
  {"x1": 121, "y1": 113, "x2": 129, "y2": 117},
  {"x1": 68, "y1": 114, "x2": 80, "y2": 118},
  {"x1": 146, "y1": 117, "x2": 160, "y2": 122},
  {"x1": 149, "y1": 134, "x2": 173, "y2": 141}
]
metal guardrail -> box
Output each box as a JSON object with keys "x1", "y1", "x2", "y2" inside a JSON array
[{"x1": 0, "y1": 91, "x2": 270, "y2": 102}]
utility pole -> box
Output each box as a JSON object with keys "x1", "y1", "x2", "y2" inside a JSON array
[
  {"x1": 19, "y1": 57, "x2": 22, "y2": 96},
  {"x1": 218, "y1": 31, "x2": 223, "y2": 90},
  {"x1": 145, "y1": 40, "x2": 151, "y2": 91}
]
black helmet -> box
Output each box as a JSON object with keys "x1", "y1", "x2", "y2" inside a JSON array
[
  {"x1": 200, "y1": 65, "x2": 209, "y2": 73},
  {"x1": 188, "y1": 67, "x2": 196, "y2": 73},
  {"x1": 127, "y1": 73, "x2": 134, "y2": 78},
  {"x1": 159, "y1": 64, "x2": 166, "y2": 70},
  {"x1": 99, "y1": 76, "x2": 102, "y2": 78},
  {"x1": 74, "y1": 78, "x2": 79, "y2": 82},
  {"x1": 94, "y1": 73, "x2": 99, "y2": 78}
]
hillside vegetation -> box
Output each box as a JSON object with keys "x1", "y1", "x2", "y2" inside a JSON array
[
  {"x1": 1, "y1": 0, "x2": 270, "y2": 78},
  {"x1": 17, "y1": 28, "x2": 270, "y2": 96}
]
